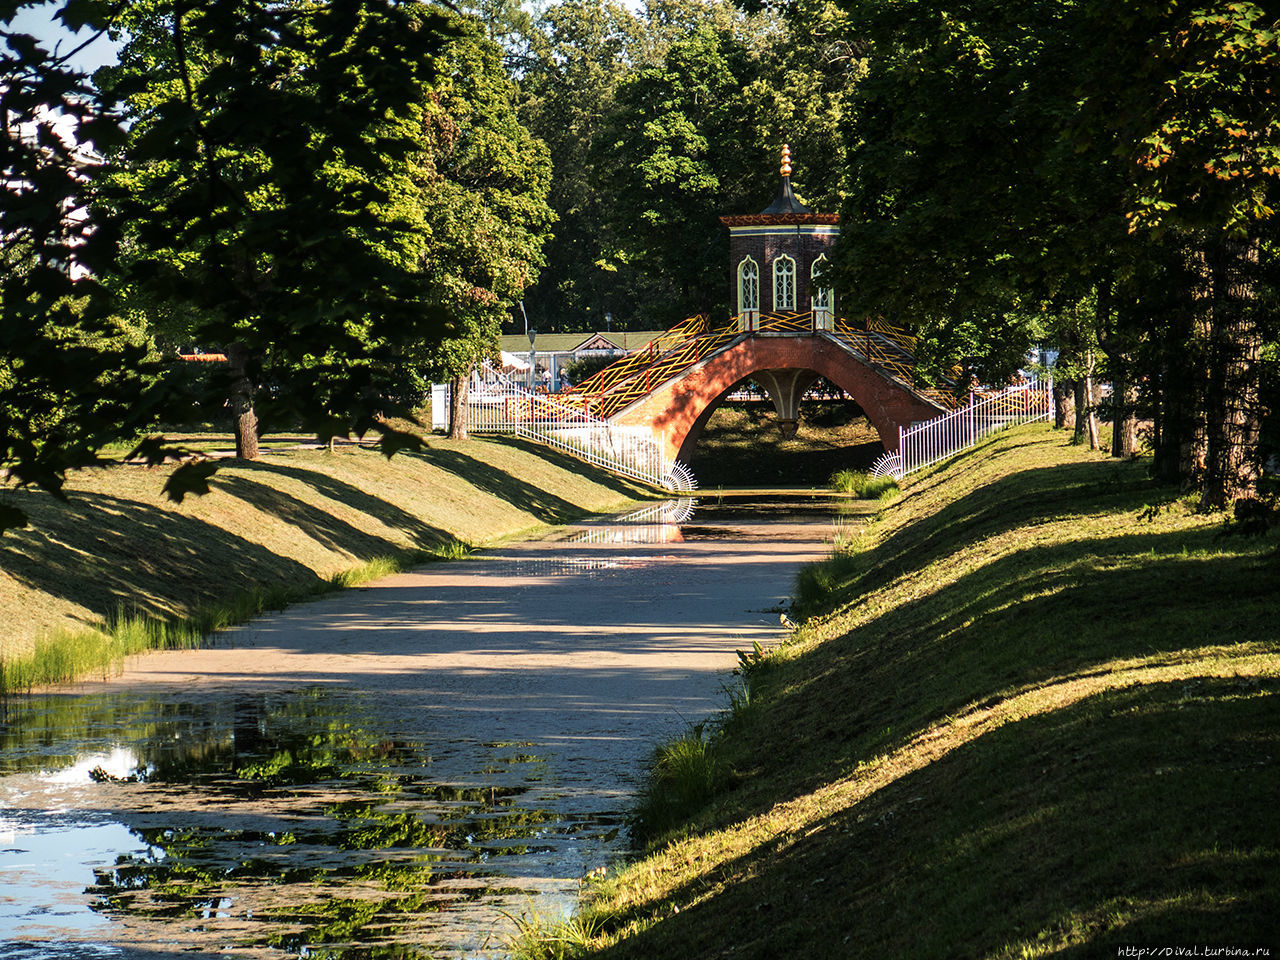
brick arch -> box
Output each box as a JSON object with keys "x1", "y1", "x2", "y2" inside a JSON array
[{"x1": 609, "y1": 336, "x2": 946, "y2": 464}]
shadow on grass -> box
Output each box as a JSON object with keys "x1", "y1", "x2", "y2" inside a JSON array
[
  {"x1": 215, "y1": 472, "x2": 447, "y2": 557},
  {"x1": 805, "y1": 452, "x2": 1173, "y2": 617},
  {"x1": 230, "y1": 458, "x2": 450, "y2": 551},
  {"x1": 732, "y1": 525, "x2": 1277, "y2": 821},
  {"x1": 0, "y1": 491, "x2": 325, "y2": 625},
  {"x1": 424, "y1": 444, "x2": 630, "y2": 524},
  {"x1": 593, "y1": 678, "x2": 1280, "y2": 959}
]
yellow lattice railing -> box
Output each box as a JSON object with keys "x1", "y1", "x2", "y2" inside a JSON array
[
  {"x1": 570, "y1": 314, "x2": 712, "y2": 397},
  {"x1": 829, "y1": 319, "x2": 919, "y2": 386},
  {"x1": 578, "y1": 318, "x2": 742, "y2": 418},
  {"x1": 563, "y1": 311, "x2": 962, "y2": 419},
  {"x1": 867, "y1": 317, "x2": 917, "y2": 352},
  {"x1": 755, "y1": 311, "x2": 815, "y2": 334}
]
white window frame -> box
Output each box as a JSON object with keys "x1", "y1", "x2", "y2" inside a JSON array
[
  {"x1": 811, "y1": 254, "x2": 833, "y2": 330},
  {"x1": 773, "y1": 255, "x2": 796, "y2": 312},
  {"x1": 738, "y1": 256, "x2": 760, "y2": 331}
]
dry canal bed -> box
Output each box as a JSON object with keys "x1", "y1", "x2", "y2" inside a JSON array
[{"x1": 0, "y1": 493, "x2": 852, "y2": 959}]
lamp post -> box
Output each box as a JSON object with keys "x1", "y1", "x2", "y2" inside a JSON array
[
  {"x1": 605, "y1": 311, "x2": 612, "y2": 333},
  {"x1": 527, "y1": 328, "x2": 537, "y2": 391}
]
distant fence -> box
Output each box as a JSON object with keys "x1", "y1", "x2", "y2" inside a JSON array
[
  {"x1": 431, "y1": 365, "x2": 696, "y2": 492},
  {"x1": 872, "y1": 380, "x2": 1053, "y2": 479}
]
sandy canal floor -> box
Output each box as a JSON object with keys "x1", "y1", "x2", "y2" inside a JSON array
[{"x1": 0, "y1": 496, "x2": 838, "y2": 959}]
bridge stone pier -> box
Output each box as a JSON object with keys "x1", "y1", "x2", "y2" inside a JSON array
[{"x1": 609, "y1": 333, "x2": 947, "y2": 464}]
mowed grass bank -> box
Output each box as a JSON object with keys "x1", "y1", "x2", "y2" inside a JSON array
[
  {"x1": 0, "y1": 437, "x2": 649, "y2": 688},
  {"x1": 560, "y1": 425, "x2": 1279, "y2": 959}
]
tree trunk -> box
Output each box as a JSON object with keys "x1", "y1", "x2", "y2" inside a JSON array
[
  {"x1": 1200, "y1": 235, "x2": 1263, "y2": 510},
  {"x1": 1074, "y1": 347, "x2": 1098, "y2": 449},
  {"x1": 225, "y1": 341, "x2": 259, "y2": 460},
  {"x1": 1054, "y1": 380, "x2": 1075, "y2": 430},
  {"x1": 1154, "y1": 241, "x2": 1211, "y2": 486},
  {"x1": 1111, "y1": 369, "x2": 1138, "y2": 458},
  {"x1": 448, "y1": 368, "x2": 469, "y2": 441}
]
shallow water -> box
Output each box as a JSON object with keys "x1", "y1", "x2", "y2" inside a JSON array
[{"x1": 0, "y1": 493, "x2": 847, "y2": 959}]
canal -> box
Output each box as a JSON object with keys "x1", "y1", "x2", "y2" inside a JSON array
[{"x1": 0, "y1": 493, "x2": 851, "y2": 959}]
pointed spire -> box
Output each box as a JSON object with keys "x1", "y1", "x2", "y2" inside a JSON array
[{"x1": 761, "y1": 144, "x2": 812, "y2": 215}]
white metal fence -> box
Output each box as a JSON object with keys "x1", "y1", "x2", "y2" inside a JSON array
[
  {"x1": 873, "y1": 380, "x2": 1054, "y2": 479},
  {"x1": 431, "y1": 366, "x2": 696, "y2": 492}
]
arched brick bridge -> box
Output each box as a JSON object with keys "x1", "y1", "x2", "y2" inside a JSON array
[{"x1": 564, "y1": 312, "x2": 954, "y2": 465}]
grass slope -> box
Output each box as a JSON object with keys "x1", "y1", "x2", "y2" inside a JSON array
[
  {"x1": 0, "y1": 437, "x2": 648, "y2": 671},
  {"x1": 572, "y1": 425, "x2": 1279, "y2": 958}
]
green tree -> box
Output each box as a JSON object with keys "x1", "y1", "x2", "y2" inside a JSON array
[
  {"x1": 1076, "y1": 0, "x2": 1279, "y2": 506},
  {"x1": 832, "y1": 0, "x2": 1277, "y2": 506},
  {"x1": 0, "y1": 1, "x2": 169, "y2": 533},
  {"x1": 597, "y1": 21, "x2": 765, "y2": 322},
  {"x1": 517, "y1": 0, "x2": 645, "y2": 332},
  {"x1": 98, "y1": 0, "x2": 459, "y2": 476},
  {"x1": 406, "y1": 21, "x2": 553, "y2": 438}
]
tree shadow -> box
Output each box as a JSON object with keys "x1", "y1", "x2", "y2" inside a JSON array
[
  {"x1": 424, "y1": 445, "x2": 625, "y2": 524},
  {"x1": 214, "y1": 473, "x2": 447, "y2": 557},
  {"x1": 230, "y1": 458, "x2": 450, "y2": 551},
  {"x1": 0, "y1": 490, "x2": 325, "y2": 626},
  {"x1": 593, "y1": 678, "x2": 1280, "y2": 959},
  {"x1": 722, "y1": 525, "x2": 1276, "y2": 825},
  {"x1": 821, "y1": 451, "x2": 1171, "y2": 609}
]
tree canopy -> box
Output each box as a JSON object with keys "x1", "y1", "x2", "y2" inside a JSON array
[{"x1": 3, "y1": 0, "x2": 1276, "y2": 524}]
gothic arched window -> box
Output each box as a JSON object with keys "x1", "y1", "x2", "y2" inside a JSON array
[
  {"x1": 738, "y1": 256, "x2": 760, "y2": 315},
  {"x1": 811, "y1": 255, "x2": 833, "y2": 330},
  {"x1": 773, "y1": 255, "x2": 796, "y2": 311}
]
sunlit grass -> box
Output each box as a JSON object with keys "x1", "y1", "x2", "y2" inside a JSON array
[
  {"x1": 570, "y1": 425, "x2": 1280, "y2": 958},
  {"x1": 1, "y1": 437, "x2": 647, "y2": 692}
]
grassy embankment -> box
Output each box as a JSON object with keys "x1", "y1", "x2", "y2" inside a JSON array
[
  {"x1": 0, "y1": 436, "x2": 651, "y2": 692},
  {"x1": 539, "y1": 424, "x2": 1279, "y2": 959}
]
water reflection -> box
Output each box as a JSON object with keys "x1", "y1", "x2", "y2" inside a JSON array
[
  {"x1": 0, "y1": 493, "x2": 848, "y2": 958},
  {"x1": 563, "y1": 498, "x2": 696, "y2": 545},
  {"x1": 0, "y1": 689, "x2": 617, "y2": 958}
]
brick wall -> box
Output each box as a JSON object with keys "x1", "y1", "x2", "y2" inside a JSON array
[{"x1": 728, "y1": 229, "x2": 839, "y2": 314}]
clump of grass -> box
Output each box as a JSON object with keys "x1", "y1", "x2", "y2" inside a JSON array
[
  {"x1": 0, "y1": 610, "x2": 205, "y2": 694},
  {"x1": 506, "y1": 908, "x2": 603, "y2": 960},
  {"x1": 433, "y1": 537, "x2": 473, "y2": 561},
  {"x1": 829, "y1": 467, "x2": 862, "y2": 493},
  {"x1": 829, "y1": 468, "x2": 900, "y2": 500},
  {"x1": 630, "y1": 722, "x2": 729, "y2": 847}
]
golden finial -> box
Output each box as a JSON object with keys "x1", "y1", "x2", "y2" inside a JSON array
[{"x1": 780, "y1": 144, "x2": 792, "y2": 178}]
